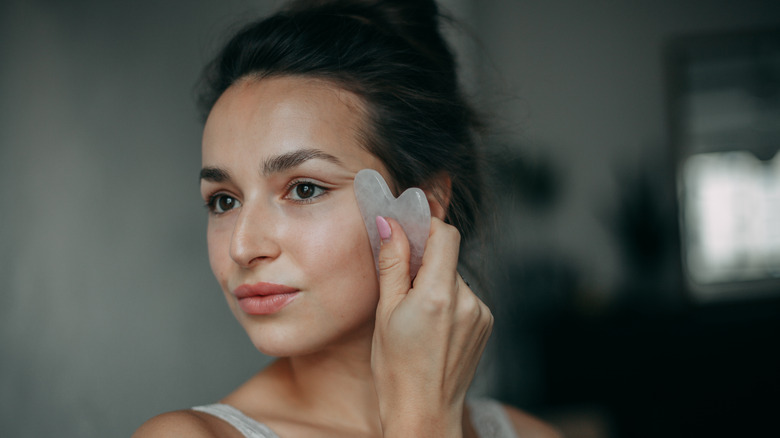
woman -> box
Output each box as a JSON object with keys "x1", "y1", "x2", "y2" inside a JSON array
[{"x1": 134, "y1": 0, "x2": 560, "y2": 436}]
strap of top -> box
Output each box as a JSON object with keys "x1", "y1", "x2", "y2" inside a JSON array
[
  {"x1": 191, "y1": 404, "x2": 280, "y2": 438},
  {"x1": 193, "y1": 399, "x2": 516, "y2": 438},
  {"x1": 468, "y1": 398, "x2": 519, "y2": 438}
]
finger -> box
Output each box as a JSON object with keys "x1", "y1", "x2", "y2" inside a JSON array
[
  {"x1": 376, "y1": 216, "x2": 412, "y2": 302},
  {"x1": 413, "y1": 218, "x2": 461, "y2": 290},
  {"x1": 456, "y1": 272, "x2": 472, "y2": 295}
]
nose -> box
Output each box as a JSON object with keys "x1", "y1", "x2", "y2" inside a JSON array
[{"x1": 229, "y1": 201, "x2": 282, "y2": 268}]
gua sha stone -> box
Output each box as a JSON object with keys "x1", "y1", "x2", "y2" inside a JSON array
[{"x1": 354, "y1": 169, "x2": 431, "y2": 279}]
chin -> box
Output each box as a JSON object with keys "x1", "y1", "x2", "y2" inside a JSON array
[
  {"x1": 242, "y1": 318, "x2": 375, "y2": 358},
  {"x1": 249, "y1": 337, "x2": 317, "y2": 358},
  {"x1": 242, "y1": 324, "x2": 329, "y2": 358}
]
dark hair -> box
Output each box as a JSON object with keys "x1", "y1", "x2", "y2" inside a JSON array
[{"x1": 198, "y1": 0, "x2": 485, "y2": 247}]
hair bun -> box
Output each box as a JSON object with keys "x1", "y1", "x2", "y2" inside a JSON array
[
  {"x1": 367, "y1": 0, "x2": 440, "y2": 32},
  {"x1": 285, "y1": 0, "x2": 440, "y2": 31},
  {"x1": 284, "y1": 0, "x2": 454, "y2": 82}
]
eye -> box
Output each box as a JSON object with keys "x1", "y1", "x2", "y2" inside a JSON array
[
  {"x1": 286, "y1": 181, "x2": 327, "y2": 202},
  {"x1": 206, "y1": 193, "x2": 241, "y2": 214}
]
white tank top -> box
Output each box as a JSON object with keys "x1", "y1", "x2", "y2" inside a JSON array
[{"x1": 192, "y1": 398, "x2": 518, "y2": 438}]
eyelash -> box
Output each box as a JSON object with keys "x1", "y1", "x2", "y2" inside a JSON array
[
  {"x1": 204, "y1": 180, "x2": 328, "y2": 215},
  {"x1": 284, "y1": 179, "x2": 329, "y2": 203},
  {"x1": 205, "y1": 193, "x2": 239, "y2": 215}
]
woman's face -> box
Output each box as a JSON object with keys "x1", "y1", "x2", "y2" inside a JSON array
[{"x1": 201, "y1": 76, "x2": 389, "y2": 357}]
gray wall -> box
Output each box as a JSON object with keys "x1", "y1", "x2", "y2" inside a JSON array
[
  {"x1": 1, "y1": 1, "x2": 777, "y2": 437},
  {"x1": 0, "y1": 1, "x2": 281, "y2": 435}
]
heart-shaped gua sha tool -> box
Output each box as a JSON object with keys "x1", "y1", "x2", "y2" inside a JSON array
[{"x1": 354, "y1": 169, "x2": 431, "y2": 279}]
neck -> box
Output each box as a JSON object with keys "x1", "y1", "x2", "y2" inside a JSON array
[{"x1": 260, "y1": 330, "x2": 383, "y2": 433}]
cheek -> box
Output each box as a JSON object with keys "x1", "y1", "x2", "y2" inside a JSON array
[
  {"x1": 288, "y1": 204, "x2": 376, "y2": 285},
  {"x1": 206, "y1": 221, "x2": 232, "y2": 283}
]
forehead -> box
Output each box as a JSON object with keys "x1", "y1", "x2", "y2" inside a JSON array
[{"x1": 202, "y1": 76, "x2": 371, "y2": 164}]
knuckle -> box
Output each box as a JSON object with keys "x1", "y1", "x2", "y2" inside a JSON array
[
  {"x1": 473, "y1": 300, "x2": 493, "y2": 327},
  {"x1": 432, "y1": 219, "x2": 461, "y2": 244},
  {"x1": 377, "y1": 253, "x2": 403, "y2": 273},
  {"x1": 421, "y1": 291, "x2": 453, "y2": 314},
  {"x1": 443, "y1": 223, "x2": 461, "y2": 244},
  {"x1": 485, "y1": 308, "x2": 495, "y2": 327},
  {"x1": 458, "y1": 294, "x2": 480, "y2": 316}
]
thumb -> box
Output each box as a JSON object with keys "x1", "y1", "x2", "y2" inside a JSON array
[{"x1": 375, "y1": 216, "x2": 411, "y2": 302}]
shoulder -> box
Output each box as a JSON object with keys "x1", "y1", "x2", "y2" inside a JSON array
[
  {"x1": 132, "y1": 409, "x2": 238, "y2": 438},
  {"x1": 501, "y1": 403, "x2": 563, "y2": 438}
]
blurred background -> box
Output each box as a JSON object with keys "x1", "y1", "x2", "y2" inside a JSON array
[{"x1": 1, "y1": 0, "x2": 778, "y2": 437}]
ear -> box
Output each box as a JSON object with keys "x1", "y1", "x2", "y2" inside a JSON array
[{"x1": 423, "y1": 172, "x2": 452, "y2": 221}]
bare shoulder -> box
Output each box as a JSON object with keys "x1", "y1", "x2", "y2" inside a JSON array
[
  {"x1": 501, "y1": 403, "x2": 564, "y2": 438},
  {"x1": 132, "y1": 409, "x2": 239, "y2": 438}
]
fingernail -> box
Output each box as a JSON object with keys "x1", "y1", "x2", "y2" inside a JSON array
[{"x1": 376, "y1": 216, "x2": 391, "y2": 241}]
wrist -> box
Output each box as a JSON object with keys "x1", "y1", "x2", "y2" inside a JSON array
[
  {"x1": 379, "y1": 405, "x2": 463, "y2": 438},
  {"x1": 382, "y1": 419, "x2": 462, "y2": 438}
]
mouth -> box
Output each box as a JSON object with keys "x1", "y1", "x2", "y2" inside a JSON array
[{"x1": 233, "y1": 282, "x2": 299, "y2": 315}]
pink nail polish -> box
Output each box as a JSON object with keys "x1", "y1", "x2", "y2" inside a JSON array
[{"x1": 376, "y1": 216, "x2": 391, "y2": 241}]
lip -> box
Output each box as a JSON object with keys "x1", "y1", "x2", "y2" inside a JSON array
[{"x1": 233, "y1": 282, "x2": 299, "y2": 315}]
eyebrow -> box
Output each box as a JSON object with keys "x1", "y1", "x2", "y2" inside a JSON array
[
  {"x1": 199, "y1": 148, "x2": 343, "y2": 182},
  {"x1": 262, "y1": 148, "x2": 342, "y2": 175},
  {"x1": 200, "y1": 166, "x2": 230, "y2": 182}
]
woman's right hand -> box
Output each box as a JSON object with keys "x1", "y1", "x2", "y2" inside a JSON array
[{"x1": 370, "y1": 216, "x2": 493, "y2": 437}]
